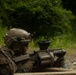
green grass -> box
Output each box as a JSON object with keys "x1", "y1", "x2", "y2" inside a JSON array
[
  {"x1": 50, "y1": 34, "x2": 76, "y2": 55},
  {"x1": 51, "y1": 34, "x2": 76, "y2": 49},
  {"x1": 0, "y1": 26, "x2": 8, "y2": 45},
  {"x1": 29, "y1": 33, "x2": 76, "y2": 55}
]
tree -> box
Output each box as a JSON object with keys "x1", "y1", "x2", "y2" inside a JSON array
[
  {"x1": 0, "y1": 0, "x2": 74, "y2": 38},
  {"x1": 62, "y1": 0, "x2": 76, "y2": 15},
  {"x1": 62, "y1": 0, "x2": 76, "y2": 35}
]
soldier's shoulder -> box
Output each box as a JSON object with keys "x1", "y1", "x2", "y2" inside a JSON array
[
  {"x1": 0, "y1": 46, "x2": 11, "y2": 64},
  {"x1": 0, "y1": 46, "x2": 9, "y2": 50}
]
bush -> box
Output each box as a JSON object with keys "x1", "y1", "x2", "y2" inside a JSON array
[{"x1": 0, "y1": 0, "x2": 75, "y2": 38}]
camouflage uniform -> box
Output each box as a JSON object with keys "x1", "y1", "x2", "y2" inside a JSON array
[
  {"x1": 3, "y1": 28, "x2": 34, "y2": 73},
  {"x1": 0, "y1": 46, "x2": 17, "y2": 75},
  {"x1": 16, "y1": 60, "x2": 34, "y2": 72}
]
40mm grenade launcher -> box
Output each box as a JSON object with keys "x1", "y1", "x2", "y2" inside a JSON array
[{"x1": 30, "y1": 40, "x2": 66, "y2": 69}]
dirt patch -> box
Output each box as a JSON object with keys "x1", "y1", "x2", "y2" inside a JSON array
[{"x1": 64, "y1": 53, "x2": 76, "y2": 70}]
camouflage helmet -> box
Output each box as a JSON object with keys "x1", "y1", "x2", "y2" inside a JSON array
[{"x1": 4, "y1": 28, "x2": 31, "y2": 47}]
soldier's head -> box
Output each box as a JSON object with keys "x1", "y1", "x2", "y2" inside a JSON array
[{"x1": 4, "y1": 28, "x2": 31, "y2": 56}]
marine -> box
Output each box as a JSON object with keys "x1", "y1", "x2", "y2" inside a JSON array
[{"x1": 0, "y1": 28, "x2": 34, "y2": 75}]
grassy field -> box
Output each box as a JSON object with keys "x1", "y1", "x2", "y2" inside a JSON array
[{"x1": 50, "y1": 34, "x2": 76, "y2": 55}]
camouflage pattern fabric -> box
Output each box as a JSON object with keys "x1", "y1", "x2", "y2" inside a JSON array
[
  {"x1": 16, "y1": 59, "x2": 34, "y2": 73},
  {"x1": 0, "y1": 46, "x2": 34, "y2": 73},
  {"x1": 0, "y1": 47, "x2": 17, "y2": 75}
]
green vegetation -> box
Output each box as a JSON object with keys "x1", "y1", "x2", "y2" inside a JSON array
[
  {"x1": 0, "y1": 0, "x2": 75, "y2": 38},
  {"x1": 0, "y1": 26, "x2": 8, "y2": 45},
  {"x1": 29, "y1": 32, "x2": 76, "y2": 49},
  {"x1": 51, "y1": 33, "x2": 76, "y2": 50}
]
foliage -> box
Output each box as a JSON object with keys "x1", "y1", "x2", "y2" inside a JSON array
[
  {"x1": 0, "y1": 25, "x2": 8, "y2": 45},
  {"x1": 61, "y1": 0, "x2": 76, "y2": 36},
  {"x1": 51, "y1": 33, "x2": 76, "y2": 50},
  {"x1": 0, "y1": 0, "x2": 75, "y2": 38},
  {"x1": 28, "y1": 32, "x2": 76, "y2": 52},
  {"x1": 62, "y1": 0, "x2": 76, "y2": 15}
]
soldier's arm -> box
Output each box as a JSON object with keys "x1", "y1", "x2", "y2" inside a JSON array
[
  {"x1": 16, "y1": 60, "x2": 34, "y2": 73},
  {"x1": 0, "y1": 50, "x2": 17, "y2": 75},
  {"x1": 0, "y1": 64, "x2": 15, "y2": 75}
]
